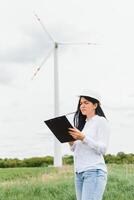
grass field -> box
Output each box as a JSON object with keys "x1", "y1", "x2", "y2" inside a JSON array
[{"x1": 0, "y1": 164, "x2": 134, "y2": 200}]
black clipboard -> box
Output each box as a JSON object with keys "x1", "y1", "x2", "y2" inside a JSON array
[{"x1": 44, "y1": 115, "x2": 75, "y2": 143}]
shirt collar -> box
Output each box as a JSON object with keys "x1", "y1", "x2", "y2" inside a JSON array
[{"x1": 86, "y1": 114, "x2": 98, "y2": 122}]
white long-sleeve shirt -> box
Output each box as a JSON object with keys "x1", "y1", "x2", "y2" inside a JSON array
[{"x1": 70, "y1": 115, "x2": 110, "y2": 173}]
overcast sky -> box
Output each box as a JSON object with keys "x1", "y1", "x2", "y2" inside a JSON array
[{"x1": 0, "y1": 0, "x2": 134, "y2": 158}]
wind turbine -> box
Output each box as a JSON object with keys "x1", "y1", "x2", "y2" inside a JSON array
[{"x1": 32, "y1": 13, "x2": 97, "y2": 167}]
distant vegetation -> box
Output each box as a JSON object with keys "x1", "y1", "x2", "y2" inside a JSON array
[
  {"x1": 0, "y1": 156, "x2": 53, "y2": 168},
  {"x1": 104, "y1": 152, "x2": 134, "y2": 164},
  {"x1": 0, "y1": 152, "x2": 134, "y2": 168}
]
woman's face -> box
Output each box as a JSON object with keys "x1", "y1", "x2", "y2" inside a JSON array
[{"x1": 80, "y1": 97, "x2": 97, "y2": 117}]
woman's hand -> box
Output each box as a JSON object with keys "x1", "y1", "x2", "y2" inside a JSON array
[{"x1": 68, "y1": 127, "x2": 85, "y2": 141}]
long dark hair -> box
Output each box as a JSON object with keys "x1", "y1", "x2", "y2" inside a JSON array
[{"x1": 74, "y1": 96, "x2": 106, "y2": 131}]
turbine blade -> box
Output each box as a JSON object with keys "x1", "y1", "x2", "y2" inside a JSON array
[
  {"x1": 34, "y1": 12, "x2": 55, "y2": 43},
  {"x1": 31, "y1": 48, "x2": 54, "y2": 80},
  {"x1": 58, "y1": 42, "x2": 98, "y2": 46}
]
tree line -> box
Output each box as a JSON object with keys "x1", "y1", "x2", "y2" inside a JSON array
[{"x1": 0, "y1": 152, "x2": 134, "y2": 168}]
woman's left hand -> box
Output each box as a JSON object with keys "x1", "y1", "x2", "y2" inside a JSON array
[{"x1": 68, "y1": 127, "x2": 85, "y2": 141}]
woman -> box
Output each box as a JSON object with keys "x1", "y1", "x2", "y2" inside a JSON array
[{"x1": 68, "y1": 90, "x2": 110, "y2": 200}]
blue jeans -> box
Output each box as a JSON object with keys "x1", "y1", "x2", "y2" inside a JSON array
[{"x1": 75, "y1": 169, "x2": 107, "y2": 200}]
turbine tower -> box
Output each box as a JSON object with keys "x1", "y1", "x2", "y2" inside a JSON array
[{"x1": 32, "y1": 13, "x2": 97, "y2": 167}]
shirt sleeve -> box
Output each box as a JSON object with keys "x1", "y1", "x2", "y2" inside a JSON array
[{"x1": 82, "y1": 118, "x2": 110, "y2": 155}]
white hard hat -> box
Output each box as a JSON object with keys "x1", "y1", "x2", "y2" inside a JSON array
[{"x1": 78, "y1": 89, "x2": 101, "y2": 102}]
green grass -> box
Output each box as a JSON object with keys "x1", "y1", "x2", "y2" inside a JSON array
[
  {"x1": 0, "y1": 164, "x2": 134, "y2": 200},
  {"x1": 104, "y1": 164, "x2": 134, "y2": 200}
]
